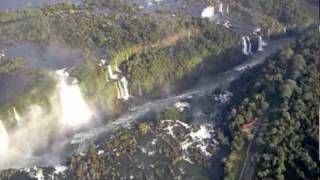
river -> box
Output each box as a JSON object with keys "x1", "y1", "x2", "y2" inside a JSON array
[
  {"x1": 0, "y1": 36, "x2": 295, "y2": 169},
  {"x1": 71, "y1": 36, "x2": 296, "y2": 150}
]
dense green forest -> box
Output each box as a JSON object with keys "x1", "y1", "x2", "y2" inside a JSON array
[{"x1": 223, "y1": 30, "x2": 319, "y2": 179}]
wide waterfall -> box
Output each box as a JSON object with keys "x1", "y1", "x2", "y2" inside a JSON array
[
  {"x1": 56, "y1": 70, "x2": 93, "y2": 128},
  {"x1": 0, "y1": 70, "x2": 94, "y2": 169},
  {"x1": 0, "y1": 121, "x2": 9, "y2": 155},
  {"x1": 242, "y1": 36, "x2": 248, "y2": 55}
]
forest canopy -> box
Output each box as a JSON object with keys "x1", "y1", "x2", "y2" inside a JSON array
[{"x1": 224, "y1": 30, "x2": 320, "y2": 179}]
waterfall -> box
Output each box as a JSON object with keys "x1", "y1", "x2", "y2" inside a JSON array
[
  {"x1": 107, "y1": 65, "x2": 118, "y2": 80},
  {"x1": 242, "y1": 36, "x2": 248, "y2": 55},
  {"x1": 258, "y1": 36, "x2": 263, "y2": 51},
  {"x1": 117, "y1": 81, "x2": 125, "y2": 100},
  {"x1": 56, "y1": 70, "x2": 93, "y2": 128},
  {"x1": 105, "y1": 63, "x2": 130, "y2": 101},
  {"x1": 98, "y1": 59, "x2": 106, "y2": 67},
  {"x1": 218, "y1": 3, "x2": 223, "y2": 14},
  {"x1": 120, "y1": 77, "x2": 130, "y2": 100},
  {"x1": 0, "y1": 70, "x2": 94, "y2": 169},
  {"x1": 201, "y1": 6, "x2": 215, "y2": 19},
  {"x1": 258, "y1": 35, "x2": 267, "y2": 51},
  {"x1": 115, "y1": 62, "x2": 121, "y2": 73},
  {"x1": 13, "y1": 107, "x2": 22, "y2": 126},
  {"x1": 0, "y1": 120, "x2": 9, "y2": 155},
  {"x1": 226, "y1": 5, "x2": 230, "y2": 14},
  {"x1": 246, "y1": 36, "x2": 252, "y2": 55},
  {"x1": 115, "y1": 78, "x2": 130, "y2": 101}
]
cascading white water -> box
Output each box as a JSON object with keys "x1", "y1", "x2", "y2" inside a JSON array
[
  {"x1": 242, "y1": 36, "x2": 248, "y2": 55},
  {"x1": 98, "y1": 59, "x2": 106, "y2": 67},
  {"x1": 13, "y1": 107, "x2": 22, "y2": 126},
  {"x1": 107, "y1": 65, "x2": 118, "y2": 80},
  {"x1": 117, "y1": 81, "x2": 125, "y2": 100},
  {"x1": 258, "y1": 35, "x2": 267, "y2": 51},
  {"x1": 120, "y1": 76, "x2": 130, "y2": 100},
  {"x1": 226, "y1": 5, "x2": 230, "y2": 14},
  {"x1": 283, "y1": 27, "x2": 287, "y2": 33},
  {"x1": 115, "y1": 62, "x2": 121, "y2": 73},
  {"x1": 0, "y1": 70, "x2": 95, "y2": 169},
  {"x1": 56, "y1": 70, "x2": 93, "y2": 128},
  {"x1": 104, "y1": 63, "x2": 130, "y2": 101},
  {"x1": 0, "y1": 121, "x2": 9, "y2": 155},
  {"x1": 246, "y1": 36, "x2": 252, "y2": 55},
  {"x1": 201, "y1": 6, "x2": 215, "y2": 19}
]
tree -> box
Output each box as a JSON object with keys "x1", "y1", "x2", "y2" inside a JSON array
[
  {"x1": 278, "y1": 79, "x2": 297, "y2": 99},
  {"x1": 138, "y1": 122, "x2": 150, "y2": 135},
  {"x1": 289, "y1": 54, "x2": 306, "y2": 79}
]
